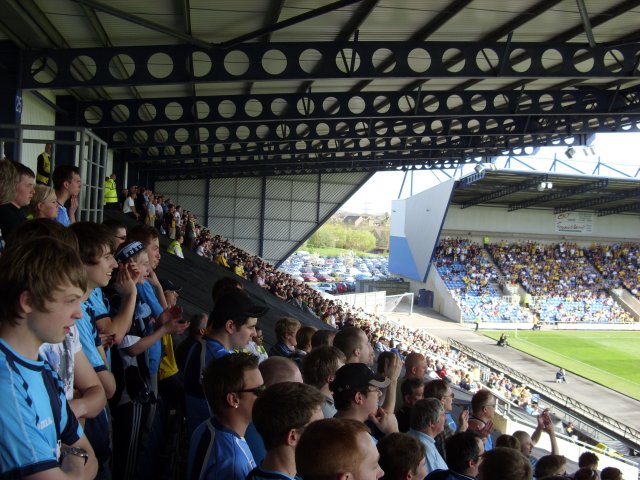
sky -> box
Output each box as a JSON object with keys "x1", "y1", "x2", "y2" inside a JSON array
[{"x1": 339, "y1": 132, "x2": 640, "y2": 214}]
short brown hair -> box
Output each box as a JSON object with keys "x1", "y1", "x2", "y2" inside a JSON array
[
  {"x1": 377, "y1": 432, "x2": 425, "y2": 480},
  {"x1": 11, "y1": 160, "x2": 35, "y2": 178},
  {"x1": 70, "y1": 222, "x2": 116, "y2": 264},
  {"x1": 424, "y1": 379, "x2": 449, "y2": 400},
  {"x1": 495, "y1": 434, "x2": 521, "y2": 450},
  {"x1": 52, "y1": 164, "x2": 79, "y2": 190},
  {"x1": 0, "y1": 238, "x2": 86, "y2": 326},
  {"x1": 479, "y1": 447, "x2": 532, "y2": 480},
  {"x1": 4, "y1": 218, "x2": 79, "y2": 251},
  {"x1": 274, "y1": 316, "x2": 301, "y2": 343},
  {"x1": 127, "y1": 223, "x2": 159, "y2": 248},
  {"x1": 471, "y1": 389, "x2": 494, "y2": 414},
  {"x1": 202, "y1": 352, "x2": 258, "y2": 415},
  {"x1": 333, "y1": 326, "x2": 366, "y2": 359},
  {"x1": 535, "y1": 455, "x2": 566, "y2": 479},
  {"x1": 301, "y1": 345, "x2": 346, "y2": 389},
  {"x1": 252, "y1": 382, "x2": 324, "y2": 450},
  {"x1": 296, "y1": 418, "x2": 370, "y2": 480},
  {"x1": 601, "y1": 467, "x2": 622, "y2": 480}
]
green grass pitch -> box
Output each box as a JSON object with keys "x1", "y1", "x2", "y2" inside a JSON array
[{"x1": 482, "y1": 330, "x2": 640, "y2": 401}]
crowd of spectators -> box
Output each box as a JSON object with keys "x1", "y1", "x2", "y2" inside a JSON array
[
  {"x1": 431, "y1": 238, "x2": 637, "y2": 324},
  {"x1": 586, "y1": 243, "x2": 639, "y2": 298}
]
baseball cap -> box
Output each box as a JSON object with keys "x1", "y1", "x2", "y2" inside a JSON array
[
  {"x1": 160, "y1": 278, "x2": 182, "y2": 292},
  {"x1": 210, "y1": 289, "x2": 269, "y2": 327},
  {"x1": 330, "y1": 363, "x2": 391, "y2": 393},
  {"x1": 116, "y1": 241, "x2": 144, "y2": 263}
]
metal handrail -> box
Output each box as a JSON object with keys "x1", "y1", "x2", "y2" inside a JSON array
[{"x1": 448, "y1": 338, "x2": 640, "y2": 451}]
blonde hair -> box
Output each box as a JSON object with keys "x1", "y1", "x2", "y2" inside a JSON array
[{"x1": 28, "y1": 185, "x2": 57, "y2": 218}]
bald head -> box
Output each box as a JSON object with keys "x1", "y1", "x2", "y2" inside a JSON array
[
  {"x1": 404, "y1": 352, "x2": 427, "y2": 380},
  {"x1": 259, "y1": 357, "x2": 303, "y2": 386}
]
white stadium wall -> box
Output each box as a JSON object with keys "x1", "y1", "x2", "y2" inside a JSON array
[
  {"x1": 442, "y1": 205, "x2": 639, "y2": 243},
  {"x1": 18, "y1": 91, "x2": 56, "y2": 172}
]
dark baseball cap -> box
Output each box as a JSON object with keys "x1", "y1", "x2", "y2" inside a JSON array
[
  {"x1": 210, "y1": 289, "x2": 269, "y2": 328},
  {"x1": 330, "y1": 363, "x2": 391, "y2": 393}
]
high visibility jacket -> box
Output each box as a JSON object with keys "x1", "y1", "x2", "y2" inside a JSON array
[
  {"x1": 104, "y1": 178, "x2": 118, "y2": 205},
  {"x1": 36, "y1": 152, "x2": 51, "y2": 185}
]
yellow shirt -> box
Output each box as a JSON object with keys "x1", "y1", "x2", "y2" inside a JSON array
[{"x1": 159, "y1": 334, "x2": 179, "y2": 380}]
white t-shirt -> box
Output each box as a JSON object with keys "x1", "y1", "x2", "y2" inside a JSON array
[
  {"x1": 123, "y1": 197, "x2": 135, "y2": 214},
  {"x1": 39, "y1": 325, "x2": 82, "y2": 400}
]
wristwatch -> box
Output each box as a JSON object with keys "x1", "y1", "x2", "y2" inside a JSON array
[{"x1": 61, "y1": 447, "x2": 89, "y2": 465}]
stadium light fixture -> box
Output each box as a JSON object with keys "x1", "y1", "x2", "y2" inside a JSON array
[{"x1": 565, "y1": 147, "x2": 576, "y2": 159}]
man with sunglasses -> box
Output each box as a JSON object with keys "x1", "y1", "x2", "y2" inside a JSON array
[{"x1": 188, "y1": 352, "x2": 265, "y2": 480}]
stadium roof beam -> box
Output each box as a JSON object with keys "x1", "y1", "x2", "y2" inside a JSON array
[
  {"x1": 554, "y1": 187, "x2": 640, "y2": 214},
  {"x1": 508, "y1": 179, "x2": 610, "y2": 211},
  {"x1": 596, "y1": 202, "x2": 640, "y2": 217},
  {"x1": 79, "y1": 87, "x2": 640, "y2": 129},
  {"x1": 19, "y1": 41, "x2": 640, "y2": 90},
  {"x1": 461, "y1": 175, "x2": 549, "y2": 209}
]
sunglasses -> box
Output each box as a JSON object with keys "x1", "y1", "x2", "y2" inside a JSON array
[{"x1": 238, "y1": 384, "x2": 267, "y2": 396}]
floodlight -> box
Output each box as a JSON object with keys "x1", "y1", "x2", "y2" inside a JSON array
[{"x1": 565, "y1": 147, "x2": 576, "y2": 159}]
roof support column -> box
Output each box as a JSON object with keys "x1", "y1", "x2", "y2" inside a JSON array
[{"x1": 259, "y1": 175, "x2": 267, "y2": 258}]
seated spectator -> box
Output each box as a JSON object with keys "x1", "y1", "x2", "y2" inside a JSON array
[
  {"x1": 377, "y1": 432, "x2": 427, "y2": 480},
  {"x1": 188, "y1": 353, "x2": 262, "y2": 480},
  {"x1": 296, "y1": 418, "x2": 384, "y2": 480},
  {"x1": 52, "y1": 164, "x2": 81, "y2": 226},
  {"x1": 534, "y1": 454, "x2": 567, "y2": 479},
  {"x1": 396, "y1": 378, "x2": 425, "y2": 433},
  {"x1": 0, "y1": 237, "x2": 99, "y2": 478},
  {"x1": 102, "y1": 218, "x2": 128, "y2": 250},
  {"x1": 269, "y1": 316, "x2": 303, "y2": 360},
  {"x1": 408, "y1": 398, "x2": 448, "y2": 473},
  {"x1": 479, "y1": 447, "x2": 532, "y2": 480},
  {"x1": 0, "y1": 161, "x2": 34, "y2": 238},
  {"x1": 248, "y1": 382, "x2": 325, "y2": 480},
  {"x1": 183, "y1": 289, "x2": 268, "y2": 436},
  {"x1": 332, "y1": 363, "x2": 397, "y2": 438},
  {"x1": 27, "y1": 184, "x2": 58, "y2": 219},
  {"x1": 600, "y1": 467, "x2": 622, "y2": 480},
  {"x1": 301, "y1": 345, "x2": 347, "y2": 418},
  {"x1": 246, "y1": 325, "x2": 269, "y2": 363},
  {"x1": 427, "y1": 431, "x2": 484, "y2": 480}
]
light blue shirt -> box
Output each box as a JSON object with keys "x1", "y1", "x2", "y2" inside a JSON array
[
  {"x1": 409, "y1": 429, "x2": 448, "y2": 474},
  {"x1": 56, "y1": 203, "x2": 70, "y2": 226}
]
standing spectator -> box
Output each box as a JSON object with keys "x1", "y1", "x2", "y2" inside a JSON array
[
  {"x1": 427, "y1": 431, "x2": 485, "y2": 480},
  {"x1": 479, "y1": 447, "x2": 532, "y2": 480},
  {"x1": 424, "y1": 379, "x2": 469, "y2": 458},
  {"x1": 166, "y1": 232, "x2": 185, "y2": 258},
  {"x1": 467, "y1": 389, "x2": 496, "y2": 451},
  {"x1": 513, "y1": 409, "x2": 558, "y2": 470},
  {"x1": 246, "y1": 325, "x2": 269, "y2": 364},
  {"x1": 103, "y1": 172, "x2": 119, "y2": 210},
  {"x1": 301, "y1": 345, "x2": 346, "y2": 418},
  {"x1": 183, "y1": 289, "x2": 268, "y2": 436},
  {"x1": 378, "y1": 432, "x2": 427, "y2": 480},
  {"x1": 534, "y1": 454, "x2": 567, "y2": 479},
  {"x1": 188, "y1": 353, "x2": 262, "y2": 480},
  {"x1": 248, "y1": 382, "x2": 325, "y2": 480},
  {"x1": 27, "y1": 185, "x2": 59, "y2": 219},
  {"x1": 408, "y1": 398, "x2": 448, "y2": 473},
  {"x1": 122, "y1": 189, "x2": 139, "y2": 220},
  {"x1": 36, "y1": 142, "x2": 53, "y2": 185},
  {"x1": 269, "y1": 316, "x2": 302, "y2": 359},
  {"x1": 0, "y1": 238, "x2": 99, "y2": 479},
  {"x1": 296, "y1": 419, "x2": 384, "y2": 480},
  {"x1": 0, "y1": 161, "x2": 34, "y2": 238},
  {"x1": 52, "y1": 164, "x2": 81, "y2": 226},
  {"x1": 175, "y1": 312, "x2": 208, "y2": 372},
  {"x1": 396, "y1": 378, "x2": 425, "y2": 433}
]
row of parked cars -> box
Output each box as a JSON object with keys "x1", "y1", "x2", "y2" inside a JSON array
[{"x1": 279, "y1": 251, "x2": 391, "y2": 295}]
